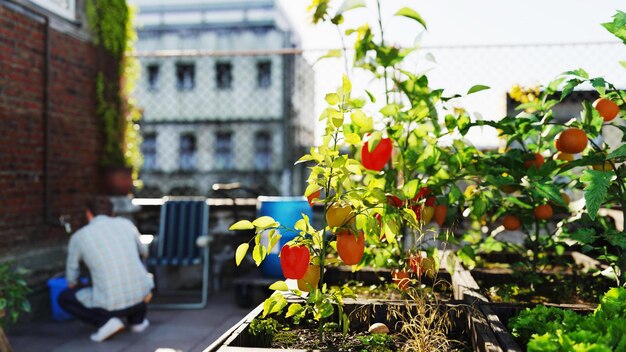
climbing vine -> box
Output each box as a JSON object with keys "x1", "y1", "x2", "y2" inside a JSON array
[{"x1": 87, "y1": 0, "x2": 143, "y2": 180}]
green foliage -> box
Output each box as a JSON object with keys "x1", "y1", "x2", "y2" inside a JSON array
[
  {"x1": 580, "y1": 170, "x2": 612, "y2": 220},
  {"x1": 248, "y1": 317, "x2": 280, "y2": 348},
  {"x1": 602, "y1": 10, "x2": 626, "y2": 45},
  {"x1": 509, "y1": 288, "x2": 626, "y2": 351},
  {"x1": 88, "y1": 1, "x2": 143, "y2": 179},
  {"x1": 357, "y1": 333, "x2": 395, "y2": 352},
  {"x1": 0, "y1": 263, "x2": 31, "y2": 326}
]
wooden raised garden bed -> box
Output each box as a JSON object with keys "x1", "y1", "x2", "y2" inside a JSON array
[{"x1": 204, "y1": 297, "x2": 512, "y2": 352}]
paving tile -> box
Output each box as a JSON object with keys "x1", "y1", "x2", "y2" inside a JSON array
[{"x1": 6, "y1": 289, "x2": 250, "y2": 352}]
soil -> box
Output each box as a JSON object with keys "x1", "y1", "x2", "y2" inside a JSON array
[
  {"x1": 343, "y1": 278, "x2": 454, "y2": 301},
  {"x1": 272, "y1": 328, "x2": 400, "y2": 351}
]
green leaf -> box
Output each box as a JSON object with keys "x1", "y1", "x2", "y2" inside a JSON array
[
  {"x1": 314, "y1": 49, "x2": 342, "y2": 64},
  {"x1": 336, "y1": 0, "x2": 365, "y2": 15},
  {"x1": 607, "y1": 144, "x2": 626, "y2": 160},
  {"x1": 467, "y1": 84, "x2": 490, "y2": 95},
  {"x1": 602, "y1": 10, "x2": 626, "y2": 44},
  {"x1": 269, "y1": 280, "x2": 289, "y2": 291},
  {"x1": 252, "y1": 216, "x2": 278, "y2": 229},
  {"x1": 591, "y1": 77, "x2": 607, "y2": 95},
  {"x1": 252, "y1": 244, "x2": 267, "y2": 266},
  {"x1": 380, "y1": 104, "x2": 399, "y2": 116},
  {"x1": 620, "y1": 61, "x2": 626, "y2": 69},
  {"x1": 341, "y1": 75, "x2": 352, "y2": 95},
  {"x1": 268, "y1": 232, "x2": 282, "y2": 252},
  {"x1": 351, "y1": 110, "x2": 373, "y2": 132},
  {"x1": 402, "y1": 179, "x2": 420, "y2": 199},
  {"x1": 325, "y1": 93, "x2": 340, "y2": 105},
  {"x1": 568, "y1": 228, "x2": 597, "y2": 245},
  {"x1": 365, "y1": 89, "x2": 376, "y2": 103},
  {"x1": 580, "y1": 170, "x2": 612, "y2": 219},
  {"x1": 229, "y1": 220, "x2": 254, "y2": 231},
  {"x1": 235, "y1": 243, "x2": 249, "y2": 266},
  {"x1": 285, "y1": 303, "x2": 304, "y2": 318},
  {"x1": 394, "y1": 7, "x2": 427, "y2": 29},
  {"x1": 262, "y1": 293, "x2": 288, "y2": 317},
  {"x1": 533, "y1": 183, "x2": 565, "y2": 206}
]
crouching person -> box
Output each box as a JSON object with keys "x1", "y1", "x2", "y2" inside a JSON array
[{"x1": 58, "y1": 196, "x2": 154, "y2": 342}]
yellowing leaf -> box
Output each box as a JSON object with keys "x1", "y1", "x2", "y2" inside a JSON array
[
  {"x1": 325, "y1": 93, "x2": 340, "y2": 105},
  {"x1": 235, "y1": 243, "x2": 249, "y2": 266},
  {"x1": 269, "y1": 280, "x2": 289, "y2": 291},
  {"x1": 342, "y1": 75, "x2": 352, "y2": 95},
  {"x1": 253, "y1": 216, "x2": 278, "y2": 229},
  {"x1": 229, "y1": 220, "x2": 254, "y2": 231},
  {"x1": 252, "y1": 244, "x2": 267, "y2": 266}
]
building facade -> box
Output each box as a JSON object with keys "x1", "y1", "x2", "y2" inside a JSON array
[{"x1": 133, "y1": 0, "x2": 315, "y2": 197}]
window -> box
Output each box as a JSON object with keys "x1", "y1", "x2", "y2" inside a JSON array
[
  {"x1": 147, "y1": 64, "x2": 160, "y2": 91},
  {"x1": 254, "y1": 132, "x2": 272, "y2": 170},
  {"x1": 179, "y1": 135, "x2": 196, "y2": 171},
  {"x1": 215, "y1": 132, "x2": 233, "y2": 170},
  {"x1": 216, "y1": 62, "x2": 232, "y2": 89},
  {"x1": 257, "y1": 61, "x2": 271, "y2": 88},
  {"x1": 176, "y1": 63, "x2": 195, "y2": 91},
  {"x1": 141, "y1": 134, "x2": 157, "y2": 171}
]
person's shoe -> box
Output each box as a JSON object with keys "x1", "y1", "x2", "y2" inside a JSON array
[
  {"x1": 90, "y1": 317, "x2": 124, "y2": 342},
  {"x1": 130, "y1": 319, "x2": 149, "y2": 333}
]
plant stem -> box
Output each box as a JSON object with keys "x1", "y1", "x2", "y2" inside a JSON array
[{"x1": 375, "y1": 0, "x2": 390, "y2": 106}]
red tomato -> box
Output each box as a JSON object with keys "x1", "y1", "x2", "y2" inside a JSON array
[
  {"x1": 425, "y1": 196, "x2": 436, "y2": 207},
  {"x1": 336, "y1": 230, "x2": 365, "y2": 265},
  {"x1": 392, "y1": 269, "x2": 410, "y2": 290},
  {"x1": 361, "y1": 138, "x2": 392, "y2": 171},
  {"x1": 414, "y1": 187, "x2": 430, "y2": 201},
  {"x1": 280, "y1": 245, "x2": 310, "y2": 279}
]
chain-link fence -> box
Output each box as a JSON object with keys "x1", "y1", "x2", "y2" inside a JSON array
[{"x1": 133, "y1": 42, "x2": 626, "y2": 197}]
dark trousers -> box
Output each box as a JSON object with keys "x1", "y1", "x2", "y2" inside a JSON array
[{"x1": 57, "y1": 287, "x2": 147, "y2": 327}]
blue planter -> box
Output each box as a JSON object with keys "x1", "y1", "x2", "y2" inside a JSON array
[{"x1": 257, "y1": 196, "x2": 312, "y2": 278}]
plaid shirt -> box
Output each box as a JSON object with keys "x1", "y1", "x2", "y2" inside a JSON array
[{"x1": 66, "y1": 215, "x2": 154, "y2": 311}]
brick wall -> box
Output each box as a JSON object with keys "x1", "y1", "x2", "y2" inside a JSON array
[{"x1": 0, "y1": 3, "x2": 102, "y2": 275}]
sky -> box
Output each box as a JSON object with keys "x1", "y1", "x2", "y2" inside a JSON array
[{"x1": 278, "y1": 0, "x2": 625, "y2": 49}]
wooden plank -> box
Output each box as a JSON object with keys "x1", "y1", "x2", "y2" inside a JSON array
[
  {"x1": 480, "y1": 305, "x2": 523, "y2": 352},
  {"x1": 467, "y1": 306, "x2": 502, "y2": 352}
]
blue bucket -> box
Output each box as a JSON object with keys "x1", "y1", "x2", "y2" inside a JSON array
[
  {"x1": 48, "y1": 277, "x2": 86, "y2": 321},
  {"x1": 257, "y1": 196, "x2": 312, "y2": 278}
]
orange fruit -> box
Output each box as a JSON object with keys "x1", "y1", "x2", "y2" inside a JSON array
[
  {"x1": 422, "y1": 206, "x2": 435, "y2": 224},
  {"x1": 297, "y1": 264, "x2": 320, "y2": 292},
  {"x1": 561, "y1": 193, "x2": 570, "y2": 206},
  {"x1": 534, "y1": 204, "x2": 553, "y2": 220},
  {"x1": 524, "y1": 153, "x2": 544, "y2": 169},
  {"x1": 593, "y1": 98, "x2": 619, "y2": 122},
  {"x1": 556, "y1": 128, "x2": 588, "y2": 154},
  {"x1": 592, "y1": 162, "x2": 614, "y2": 171},
  {"x1": 502, "y1": 215, "x2": 521, "y2": 231},
  {"x1": 554, "y1": 152, "x2": 574, "y2": 162},
  {"x1": 434, "y1": 204, "x2": 447, "y2": 227},
  {"x1": 326, "y1": 203, "x2": 354, "y2": 229},
  {"x1": 336, "y1": 230, "x2": 365, "y2": 265}
]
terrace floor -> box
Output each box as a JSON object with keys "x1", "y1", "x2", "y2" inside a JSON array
[{"x1": 6, "y1": 288, "x2": 249, "y2": 352}]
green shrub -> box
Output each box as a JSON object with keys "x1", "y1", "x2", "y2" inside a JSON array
[{"x1": 248, "y1": 317, "x2": 280, "y2": 348}]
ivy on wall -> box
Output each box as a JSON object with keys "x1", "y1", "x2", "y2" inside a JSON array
[{"x1": 87, "y1": 0, "x2": 143, "y2": 181}]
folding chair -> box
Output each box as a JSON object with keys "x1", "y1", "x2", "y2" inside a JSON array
[{"x1": 148, "y1": 198, "x2": 210, "y2": 309}]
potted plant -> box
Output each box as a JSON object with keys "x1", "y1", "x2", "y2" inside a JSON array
[
  {"x1": 87, "y1": 0, "x2": 143, "y2": 195},
  {"x1": 0, "y1": 262, "x2": 31, "y2": 352}
]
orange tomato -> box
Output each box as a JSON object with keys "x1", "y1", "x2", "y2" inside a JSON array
[
  {"x1": 593, "y1": 98, "x2": 619, "y2": 122},
  {"x1": 502, "y1": 215, "x2": 521, "y2": 231},
  {"x1": 336, "y1": 230, "x2": 365, "y2": 265},
  {"x1": 534, "y1": 204, "x2": 553, "y2": 220},
  {"x1": 326, "y1": 203, "x2": 354, "y2": 229},
  {"x1": 592, "y1": 162, "x2": 614, "y2": 171},
  {"x1": 391, "y1": 269, "x2": 410, "y2": 290},
  {"x1": 556, "y1": 128, "x2": 588, "y2": 154},
  {"x1": 297, "y1": 264, "x2": 320, "y2": 292},
  {"x1": 434, "y1": 204, "x2": 447, "y2": 227},
  {"x1": 554, "y1": 152, "x2": 574, "y2": 162},
  {"x1": 524, "y1": 153, "x2": 544, "y2": 169}
]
